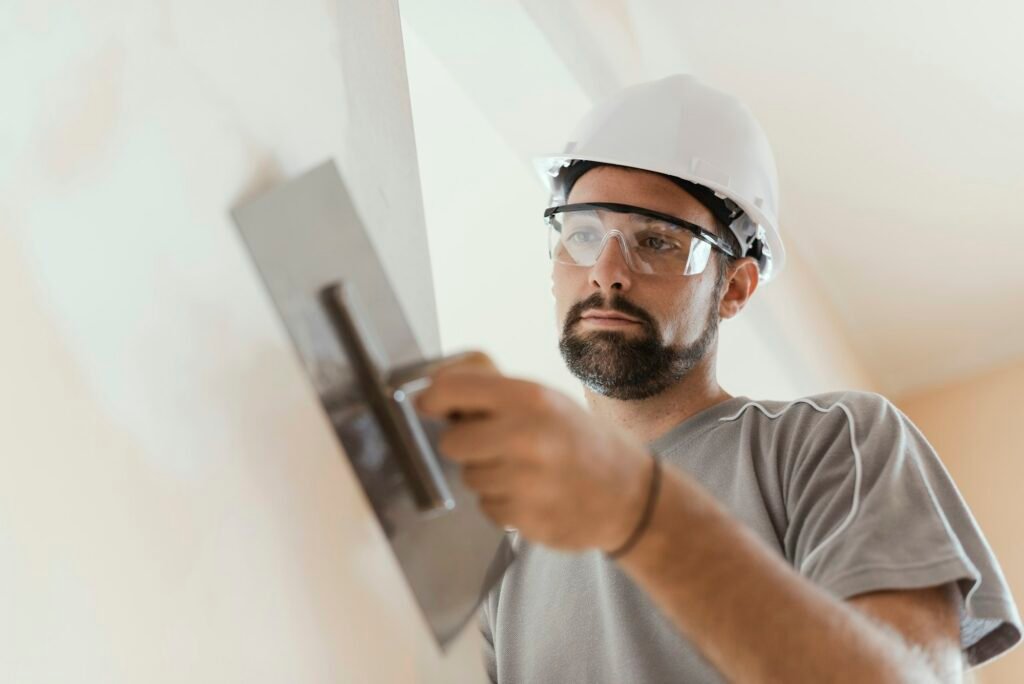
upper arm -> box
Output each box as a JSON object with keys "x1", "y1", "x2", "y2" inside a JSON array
[
  {"x1": 782, "y1": 394, "x2": 1019, "y2": 667},
  {"x1": 847, "y1": 582, "x2": 965, "y2": 683}
]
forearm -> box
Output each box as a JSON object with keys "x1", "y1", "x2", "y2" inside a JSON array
[{"x1": 615, "y1": 465, "x2": 947, "y2": 683}]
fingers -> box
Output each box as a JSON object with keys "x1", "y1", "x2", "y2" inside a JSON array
[
  {"x1": 461, "y1": 462, "x2": 518, "y2": 497},
  {"x1": 478, "y1": 495, "x2": 517, "y2": 527},
  {"x1": 438, "y1": 414, "x2": 504, "y2": 463},
  {"x1": 416, "y1": 370, "x2": 543, "y2": 420},
  {"x1": 456, "y1": 460, "x2": 523, "y2": 526},
  {"x1": 434, "y1": 350, "x2": 500, "y2": 375},
  {"x1": 437, "y1": 414, "x2": 545, "y2": 472}
]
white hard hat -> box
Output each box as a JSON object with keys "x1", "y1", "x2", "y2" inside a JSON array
[{"x1": 534, "y1": 74, "x2": 785, "y2": 282}]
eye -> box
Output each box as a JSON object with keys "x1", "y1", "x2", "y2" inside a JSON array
[
  {"x1": 565, "y1": 227, "x2": 601, "y2": 244},
  {"x1": 640, "y1": 235, "x2": 681, "y2": 252}
]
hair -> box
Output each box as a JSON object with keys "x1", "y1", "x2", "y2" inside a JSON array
[{"x1": 709, "y1": 219, "x2": 743, "y2": 297}]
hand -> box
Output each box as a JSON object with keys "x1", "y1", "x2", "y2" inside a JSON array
[{"x1": 414, "y1": 351, "x2": 654, "y2": 553}]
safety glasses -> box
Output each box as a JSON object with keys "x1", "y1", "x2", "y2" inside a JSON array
[{"x1": 544, "y1": 202, "x2": 738, "y2": 277}]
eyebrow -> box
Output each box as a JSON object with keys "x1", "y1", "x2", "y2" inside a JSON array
[
  {"x1": 624, "y1": 213, "x2": 685, "y2": 231},
  {"x1": 583, "y1": 209, "x2": 683, "y2": 230}
]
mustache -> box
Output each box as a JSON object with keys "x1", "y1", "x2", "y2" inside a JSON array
[{"x1": 564, "y1": 292, "x2": 655, "y2": 331}]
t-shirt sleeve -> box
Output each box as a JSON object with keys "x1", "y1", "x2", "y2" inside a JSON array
[{"x1": 783, "y1": 391, "x2": 1021, "y2": 667}]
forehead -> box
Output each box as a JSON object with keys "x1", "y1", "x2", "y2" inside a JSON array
[
  {"x1": 562, "y1": 208, "x2": 681, "y2": 230},
  {"x1": 565, "y1": 165, "x2": 715, "y2": 229}
]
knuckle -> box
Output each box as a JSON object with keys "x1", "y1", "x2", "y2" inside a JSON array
[
  {"x1": 465, "y1": 350, "x2": 493, "y2": 366},
  {"x1": 519, "y1": 381, "x2": 551, "y2": 407},
  {"x1": 513, "y1": 428, "x2": 546, "y2": 459}
]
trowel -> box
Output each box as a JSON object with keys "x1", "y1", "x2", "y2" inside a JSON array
[{"x1": 231, "y1": 160, "x2": 515, "y2": 648}]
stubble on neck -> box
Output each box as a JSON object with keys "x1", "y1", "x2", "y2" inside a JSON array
[{"x1": 581, "y1": 349, "x2": 732, "y2": 445}]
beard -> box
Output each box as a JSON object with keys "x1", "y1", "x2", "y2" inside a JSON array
[{"x1": 558, "y1": 290, "x2": 719, "y2": 401}]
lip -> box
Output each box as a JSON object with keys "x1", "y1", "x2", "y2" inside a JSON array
[
  {"x1": 581, "y1": 310, "x2": 641, "y2": 323},
  {"x1": 580, "y1": 317, "x2": 640, "y2": 328}
]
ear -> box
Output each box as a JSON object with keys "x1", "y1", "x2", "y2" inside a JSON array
[{"x1": 718, "y1": 257, "x2": 759, "y2": 320}]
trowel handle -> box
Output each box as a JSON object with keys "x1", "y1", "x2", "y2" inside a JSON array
[{"x1": 320, "y1": 282, "x2": 454, "y2": 513}]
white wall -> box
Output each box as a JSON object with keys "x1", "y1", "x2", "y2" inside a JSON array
[{"x1": 0, "y1": 1, "x2": 480, "y2": 681}]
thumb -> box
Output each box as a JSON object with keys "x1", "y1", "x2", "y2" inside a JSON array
[{"x1": 432, "y1": 350, "x2": 500, "y2": 377}]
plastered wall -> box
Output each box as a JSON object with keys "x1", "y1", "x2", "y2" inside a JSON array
[{"x1": 0, "y1": 1, "x2": 480, "y2": 681}]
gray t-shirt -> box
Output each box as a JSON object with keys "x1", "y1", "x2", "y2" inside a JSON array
[{"x1": 480, "y1": 391, "x2": 1021, "y2": 683}]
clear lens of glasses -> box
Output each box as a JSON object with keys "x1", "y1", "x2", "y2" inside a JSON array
[{"x1": 546, "y1": 207, "x2": 714, "y2": 276}]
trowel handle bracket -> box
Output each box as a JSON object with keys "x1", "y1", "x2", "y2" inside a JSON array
[{"x1": 320, "y1": 281, "x2": 455, "y2": 513}]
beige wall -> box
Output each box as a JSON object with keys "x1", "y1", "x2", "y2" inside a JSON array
[{"x1": 897, "y1": 358, "x2": 1024, "y2": 682}]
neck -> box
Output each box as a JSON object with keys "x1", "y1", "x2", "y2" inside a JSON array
[{"x1": 581, "y1": 353, "x2": 733, "y2": 445}]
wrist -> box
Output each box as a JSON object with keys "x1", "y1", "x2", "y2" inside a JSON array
[{"x1": 602, "y1": 448, "x2": 662, "y2": 558}]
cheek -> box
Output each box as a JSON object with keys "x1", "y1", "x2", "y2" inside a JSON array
[
  {"x1": 551, "y1": 262, "x2": 573, "y2": 291},
  {"x1": 664, "y1": 283, "x2": 715, "y2": 342},
  {"x1": 648, "y1": 281, "x2": 695, "y2": 334},
  {"x1": 551, "y1": 264, "x2": 577, "y2": 325}
]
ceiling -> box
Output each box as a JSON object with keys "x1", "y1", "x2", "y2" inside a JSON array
[
  {"x1": 622, "y1": 0, "x2": 1024, "y2": 397},
  {"x1": 401, "y1": 0, "x2": 1024, "y2": 397}
]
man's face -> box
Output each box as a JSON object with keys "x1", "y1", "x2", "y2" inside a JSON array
[{"x1": 552, "y1": 165, "x2": 726, "y2": 400}]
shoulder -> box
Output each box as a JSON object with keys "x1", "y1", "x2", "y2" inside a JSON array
[
  {"x1": 718, "y1": 391, "x2": 912, "y2": 462},
  {"x1": 720, "y1": 390, "x2": 900, "y2": 430}
]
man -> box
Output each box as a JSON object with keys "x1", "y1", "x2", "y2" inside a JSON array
[{"x1": 414, "y1": 75, "x2": 1021, "y2": 682}]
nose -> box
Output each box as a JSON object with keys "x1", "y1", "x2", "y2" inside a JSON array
[{"x1": 588, "y1": 231, "x2": 633, "y2": 293}]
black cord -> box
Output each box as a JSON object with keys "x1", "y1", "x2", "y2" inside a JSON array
[{"x1": 607, "y1": 451, "x2": 663, "y2": 560}]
